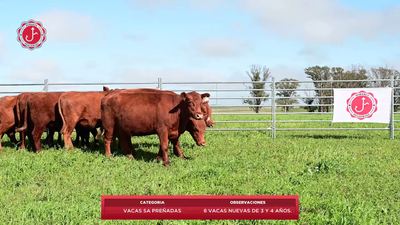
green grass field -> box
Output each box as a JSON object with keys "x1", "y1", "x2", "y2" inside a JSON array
[{"x1": 1, "y1": 111, "x2": 400, "y2": 224}]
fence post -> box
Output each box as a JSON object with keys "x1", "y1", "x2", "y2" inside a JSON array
[
  {"x1": 390, "y1": 75, "x2": 395, "y2": 140},
  {"x1": 271, "y1": 77, "x2": 276, "y2": 139},
  {"x1": 43, "y1": 79, "x2": 49, "y2": 92},
  {"x1": 158, "y1": 78, "x2": 162, "y2": 90}
]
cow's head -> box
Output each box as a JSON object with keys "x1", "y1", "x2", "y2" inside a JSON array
[
  {"x1": 200, "y1": 94, "x2": 214, "y2": 127},
  {"x1": 186, "y1": 118, "x2": 206, "y2": 146},
  {"x1": 181, "y1": 92, "x2": 207, "y2": 120}
]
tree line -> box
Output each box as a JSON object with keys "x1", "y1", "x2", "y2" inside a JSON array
[{"x1": 243, "y1": 64, "x2": 400, "y2": 113}]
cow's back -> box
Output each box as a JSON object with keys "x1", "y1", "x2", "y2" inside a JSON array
[
  {"x1": 60, "y1": 91, "x2": 107, "y2": 126},
  {"x1": 27, "y1": 92, "x2": 63, "y2": 129},
  {"x1": 103, "y1": 92, "x2": 181, "y2": 136}
]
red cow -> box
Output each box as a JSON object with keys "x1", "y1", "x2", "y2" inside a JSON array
[
  {"x1": 0, "y1": 96, "x2": 18, "y2": 151},
  {"x1": 95, "y1": 88, "x2": 211, "y2": 158},
  {"x1": 101, "y1": 90, "x2": 207, "y2": 166},
  {"x1": 58, "y1": 87, "x2": 112, "y2": 150},
  {"x1": 15, "y1": 92, "x2": 64, "y2": 152}
]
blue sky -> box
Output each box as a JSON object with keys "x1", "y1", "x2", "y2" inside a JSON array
[{"x1": 0, "y1": 0, "x2": 400, "y2": 98}]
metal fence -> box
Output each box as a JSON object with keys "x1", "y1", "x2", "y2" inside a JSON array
[{"x1": 0, "y1": 76, "x2": 398, "y2": 139}]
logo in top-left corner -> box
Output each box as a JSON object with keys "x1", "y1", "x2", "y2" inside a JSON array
[{"x1": 17, "y1": 19, "x2": 47, "y2": 51}]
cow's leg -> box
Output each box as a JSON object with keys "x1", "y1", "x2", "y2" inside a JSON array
[
  {"x1": 32, "y1": 125, "x2": 46, "y2": 152},
  {"x1": 19, "y1": 131, "x2": 26, "y2": 149},
  {"x1": 46, "y1": 129, "x2": 55, "y2": 148},
  {"x1": 128, "y1": 138, "x2": 136, "y2": 155},
  {"x1": 158, "y1": 132, "x2": 170, "y2": 167},
  {"x1": 44, "y1": 129, "x2": 51, "y2": 146},
  {"x1": 119, "y1": 132, "x2": 134, "y2": 159},
  {"x1": 7, "y1": 132, "x2": 18, "y2": 145},
  {"x1": 63, "y1": 124, "x2": 76, "y2": 151},
  {"x1": 0, "y1": 126, "x2": 7, "y2": 151},
  {"x1": 90, "y1": 128, "x2": 99, "y2": 147},
  {"x1": 83, "y1": 129, "x2": 91, "y2": 148},
  {"x1": 112, "y1": 136, "x2": 118, "y2": 148},
  {"x1": 0, "y1": 129, "x2": 3, "y2": 151},
  {"x1": 74, "y1": 128, "x2": 81, "y2": 147},
  {"x1": 103, "y1": 128, "x2": 114, "y2": 157},
  {"x1": 57, "y1": 131, "x2": 63, "y2": 148},
  {"x1": 27, "y1": 132, "x2": 34, "y2": 150},
  {"x1": 171, "y1": 139, "x2": 185, "y2": 159}
]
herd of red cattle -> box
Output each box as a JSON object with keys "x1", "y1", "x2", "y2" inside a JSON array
[{"x1": 0, "y1": 87, "x2": 214, "y2": 166}]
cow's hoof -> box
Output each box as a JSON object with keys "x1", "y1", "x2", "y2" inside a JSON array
[
  {"x1": 127, "y1": 154, "x2": 135, "y2": 160},
  {"x1": 164, "y1": 161, "x2": 171, "y2": 167},
  {"x1": 156, "y1": 156, "x2": 163, "y2": 161}
]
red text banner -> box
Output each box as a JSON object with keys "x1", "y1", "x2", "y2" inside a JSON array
[{"x1": 101, "y1": 195, "x2": 299, "y2": 220}]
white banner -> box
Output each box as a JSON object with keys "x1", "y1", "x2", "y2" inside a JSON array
[{"x1": 332, "y1": 88, "x2": 392, "y2": 123}]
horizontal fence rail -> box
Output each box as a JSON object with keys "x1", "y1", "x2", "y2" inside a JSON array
[{"x1": 0, "y1": 76, "x2": 399, "y2": 140}]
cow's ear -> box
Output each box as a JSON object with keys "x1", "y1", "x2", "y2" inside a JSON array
[
  {"x1": 201, "y1": 93, "x2": 210, "y2": 103},
  {"x1": 103, "y1": 86, "x2": 110, "y2": 92},
  {"x1": 180, "y1": 92, "x2": 187, "y2": 101}
]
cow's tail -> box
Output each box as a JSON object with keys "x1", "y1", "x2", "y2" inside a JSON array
[
  {"x1": 15, "y1": 100, "x2": 28, "y2": 132},
  {"x1": 58, "y1": 96, "x2": 67, "y2": 134},
  {"x1": 15, "y1": 97, "x2": 21, "y2": 128}
]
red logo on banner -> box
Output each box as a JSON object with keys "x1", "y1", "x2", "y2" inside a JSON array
[
  {"x1": 346, "y1": 91, "x2": 378, "y2": 120},
  {"x1": 16, "y1": 19, "x2": 47, "y2": 50},
  {"x1": 101, "y1": 195, "x2": 299, "y2": 220}
]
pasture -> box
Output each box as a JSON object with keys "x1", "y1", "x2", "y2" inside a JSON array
[{"x1": 0, "y1": 112, "x2": 399, "y2": 224}]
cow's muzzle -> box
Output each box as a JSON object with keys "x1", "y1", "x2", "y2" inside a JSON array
[{"x1": 195, "y1": 113, "x2": 203, "y2": 120}]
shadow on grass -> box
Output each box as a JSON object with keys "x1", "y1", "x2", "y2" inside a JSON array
[
  {"x1": 4, "y1": 135, "x2": 194, "y2": 162},
  {"x1": 289, "y1": 134, "x2": 375, "y2": 140},
  {"x1": 0, "y1": 140, "x2": 19, "y2": 149}
]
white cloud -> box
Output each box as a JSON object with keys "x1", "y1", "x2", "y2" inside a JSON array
[
  {"x1": 192, "y1": 38, "x2": 252, "y2": 57},
  {"x1": 298, "y1": 45, "x2": 328, "y2": 63},
  {"x1": 10, "y1": 59, "x2": 62, "y2": 82},
  {"x1": 34, "y1": 8, "x2": 100, "y2": 42},
  {"x1": 239, "y1": 0, "x2": 400, "y2": 45}
]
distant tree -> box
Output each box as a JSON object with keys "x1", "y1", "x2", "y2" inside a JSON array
[
  {"x1": 331, "y1": 65, "x2": 369, "y2": 88},
  {"x1": 304, "y1": 66, "x2": 332, "y2": 112},
  {"x1": 368, "y1": 65, "x2": 399, "y2": 87},
  {"x1": 274, "y1": 78, "x2": 300, "y2": 113},
  {"x1": 243, "y1": 65, "x2": 271, "y2": 113},
  {"x1": 301, "y1": 85, "x2": 318, "y2": 112},
  {"x1": 368, "y1": 65, "x2": 400, "y2": 111},
  {"x1": 305, "y1": 65, "x2": 369, "y2": 112}
]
